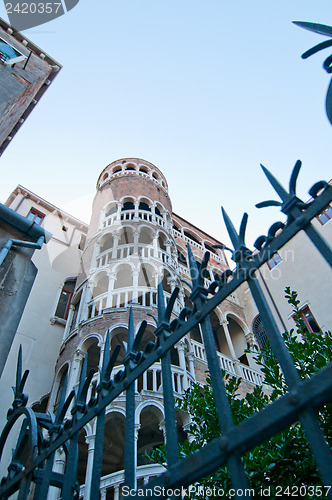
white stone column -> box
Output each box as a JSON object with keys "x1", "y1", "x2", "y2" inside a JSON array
[
  {"x1": 176, "y1": 341, "x2": 188, "y2": 391},
  {"x1": 106, "y1": 272, "x2": 116, "y2": 308},
  {"x1": 100, "y1": 488, "x2": 107, "y2": 500},
  {"x1": 134, "y1": 200, "x2": 139, "y2": 221},
  {"x1": 132, "y1": 270, "x2": 139, "y2": 303},
  {"x1": 114, "y1": 485, "x2": 120, "y2": 500},
  {"x1": 112, "y1": 234, "x2": 121, "y2": 260},
  {"x1": 47, "y1": 448, "x2": 66, "y2": 500},
  {"x1": 83, "y1": 434, "x2": 96, "y2": 500},
  {"x1": 222, "y1": 320, "x2": 242, "y2": 376},
  {"x1": 116, "y1": 201, "x2": 122, "y2": 221},
  {"x1": 187, "y1": 352, "x2": 195, "y2": 379},
  {"x1": 133, "y1": 229, "x2": 139, "y2": 255},
  {"x1": 222, "y1": 320, "x2": 237, "y2": 359},
  {"x1": 67, "y1": 349, "x2": 85, "y2": 393}
]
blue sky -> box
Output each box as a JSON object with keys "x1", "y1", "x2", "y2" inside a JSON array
[{"x1": 0, "y1": 0, "x2": 331, "y2": 250}]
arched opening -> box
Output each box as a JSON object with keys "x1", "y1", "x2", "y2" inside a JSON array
[
  {"x1": 209, "y1": 311, "x2": 226, "y2": 355},
  {"x1": 110, "y1": 327, "x2": 128, "y2": 366},
  {"x1": 102, "y1": 412, "x2": 125, "y2": 476},
  {"x1": 112, "y1": 166, "x2": 122, "y2": 174},
  {"x1": 177, "y1": 248, "x2": 187, "y2": 266},
  {"x1": 139, "y1": 201, "x2": 151, "y2": 212},
  {"x1": 205, "y1": 244, "x2": 217, "y2": 255},
  {"x1": 139, "y1": 166, "x2": 149, "y2": 174},
  {"x1": 184, "y1": 231, "x2": 201, "y2": 245},
  {"x1": 100, "y1": 234, "x2": 114, "y2": 253},
  {"x1": 125, "y1": 163, "x2": 136, "y2": 171},
  {"x1": 122, "y1": 201, "x2": 135, "y2": 211},
  {"x1": 54, "y1": 365, "x2": 69, "y2": 413},
  {"x1": 92, "y1": 274, "x2": 108, "y2": 298},
  {"x1": 227, "y1": 316, "x2": 248, "y2": 365},
  {"x1": 185, "y1": 294, "x2": 202, "y2": 343},
  {"x1": 114, "y1": 264, "x2": 132, "y2": 289},
  {"x1": 158, "y1": 233, "x2": 166, "y2": 251},
  {"x1": 137, "y1": 406, "x2": 164, "y2": 466},
  {"x1": 138, "y1": 263, "x2": 155, "y2": 288},
  {"x1": 139, "y1": 227, "x2": 153, "y2": 245},
  {"x1": 105, "y1": 204, "x2": 117, "y2": 218},
  {"x1": 118, "y1": 227, "x2": 134, "y2": 245}
]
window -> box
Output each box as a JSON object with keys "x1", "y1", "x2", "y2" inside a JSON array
[
  {"x1": 55, "y1": 279, "x2": 76, "y2": 320},
  {"x1": 252, "y1": 315, "x2": 269, "y2": 351},
  {"x1": 0, "y1": 37, "x2": 26, "y2": 65},
  {"x1": 317, "y1": 205, "x2": 332, "y2": 225},
  {"x1": 267, "y1": 252, "x2": 282, "y2": 270},
  {"x1": 295, "y1": 306, "x2": 320, "y2": 334},
  {"x1": 26, "y1": 207, "x2": 45, "y2": 225}
]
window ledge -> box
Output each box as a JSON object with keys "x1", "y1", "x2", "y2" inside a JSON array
[{"x1": 50, "y1": 316, "x2": 66, "y2": 326}]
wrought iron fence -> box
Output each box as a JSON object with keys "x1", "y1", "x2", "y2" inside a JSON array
[
  {"x1": 1, "y1": 21, "x2": 332, "y2": 500},
  {"x1": 0, "y1": 161, "x2": 331, "y2": 500}
]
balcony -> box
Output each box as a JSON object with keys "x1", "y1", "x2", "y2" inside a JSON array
[
  {"x1": 102, "y1": 210, "x2": 168, "y2": 229},
  {"x1": 79, "y1": 464, "x2": 166, "y2": 499},
  {"x1": 96, "y1": 244, "x2": 177, "y2": 269},
  {"x1": 191, "y1": 340, "x2": 264, "y2": 386},
  {"x1": 87, "y1": 287, "x2": 183, "y2": 318}
]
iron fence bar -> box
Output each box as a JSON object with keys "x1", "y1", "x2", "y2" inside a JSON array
[
  {"x1": 155, "y1": 285, "x2": 179, "y2": 468},
  {"x1": 124, "y1": 309, "x2": 136, "y2": 489},
  {"x1": 198, "y1": 313, "x2": 249, "y2": 496},
  {"x1": 187, "y1": 244, "x2": 248, "y2": 496},
  {"x1": 137, "y1": 362, "x2": 332, "y2": 499},
  {"x1": 89, "y1": 410, "x2": 105, "y2": 500},
  {"x1": 160, "y1": 346, "x2": 179, "y2": 467},
  {"x1": 32, "y1": 451, "x2": 56, "y2": 500},
  {"x1": 60, "y1": 432, "x2": 79, "y2": 499}
]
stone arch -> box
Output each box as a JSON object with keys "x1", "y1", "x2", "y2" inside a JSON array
[
  {"x1": 53, "y1": 362, "x2": 70, "y2": 413},
  {"x1": 137, "y1": 404, "x2": 165, "y2": 466},
  {"x1": 99, "y1": 232, "x2": 114, "y2": 253},
  {"x1": 139, "y1": 225, "x2": 154, "y2": 245},
  {"x1": 113, "y1": 263, "x2": 133, "y2": 289},
  {"x1": 225, "y1": 313, "x2": 249, "y2": 364},
  {"x1": 117, "y1": 225, "x2": 134, "y2": 245},
  {"x1": 138, "y1": 262, "x2": 156, "y2": 288},
  {"x1": 109, "y1": 325, "x2": 129, "y2": 366},
  {"x1": 92, "y1": 272, "x2": 108, "y2": 299},
  {"x1": 104, "y1": 201, "x2": 117, "y2": 218},
  {"x1": 102, "y1": 411, "x2": 126, "y2": 475}
]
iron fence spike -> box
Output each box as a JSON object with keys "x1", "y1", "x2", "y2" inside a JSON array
[
  {"x1": 260, "y1": 164, "x2": 289, "y2": 201},
  {"x1": 221, "y1": 206, "x2": 241, "y2": 251}
]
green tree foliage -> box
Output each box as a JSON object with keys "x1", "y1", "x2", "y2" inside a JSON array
[{"x1": 146, "y1": 289, "x2": 332, "y2": 496}]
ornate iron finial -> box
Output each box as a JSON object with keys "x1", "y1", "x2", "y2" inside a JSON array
[
  {"x1": 256, "y1": 161, "x2": 306, "y2": 223},
  {"x1": 293, "y1": 21, "x2": 332, "y2": 125},
  {"x1": 220, "y1": 208, "x2": 252, "y2": 267}
]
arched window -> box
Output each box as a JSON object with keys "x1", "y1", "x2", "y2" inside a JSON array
[
  {"x1": 54, "y1": 365, "x2": 68, "y2": 412},
  {"x1": 122, "y1": 201, "x2": 135, "y2": 211},
  {"x1": 252, "y1": 315, "x2": 269, "y2": 350}
]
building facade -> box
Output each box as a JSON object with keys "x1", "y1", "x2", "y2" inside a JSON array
[
  {"x1": 0, "y1": 158, "x2": 331, "y2": 499},
  {"x1": 0, "y1": 17, "x2": 61, "y2": 156}
]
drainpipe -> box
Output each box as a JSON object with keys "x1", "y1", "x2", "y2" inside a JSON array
[{"x1": 0, "y1": 235, "x2": 45, "y2": 266}]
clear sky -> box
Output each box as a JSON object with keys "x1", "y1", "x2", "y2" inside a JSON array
[{"x1": 0, "y1": 0, "x2": 331, "y2": 251}]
